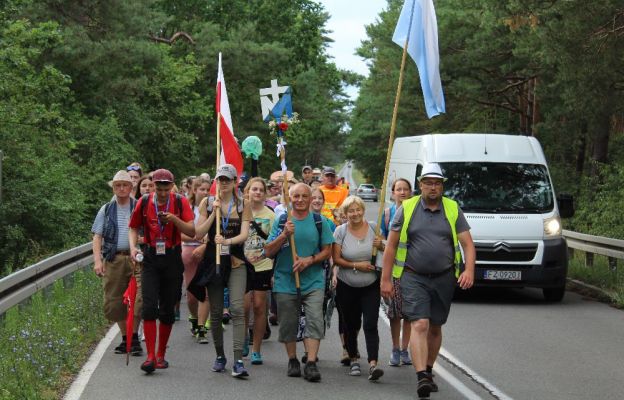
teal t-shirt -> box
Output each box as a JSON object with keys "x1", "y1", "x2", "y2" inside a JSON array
[{"x1": 267, "y1": 212, "x2": 334, "y2": 295}]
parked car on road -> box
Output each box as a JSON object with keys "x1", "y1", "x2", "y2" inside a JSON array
[{"x1": 357, "y1": 183, "x2": 378, "y2": 201}]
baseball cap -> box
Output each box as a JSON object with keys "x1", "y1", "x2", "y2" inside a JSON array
[
  {"x1": 108, "y1": 170, "x2": 133, "y2": 187},
  {"x1": 301, "y1": 165, "x2": 312, "y2": 173},
  {"x1": 215, "y1": 164, "x2": 238, "y2": 180},
  {"x1": 418, "y1": 163, "x2": 447, "y2": 182},
  {"x1": 152, "y1": 168, "x2": 175, "y2": 183},
  {"x1": 323, "y1": 166, "x2": 336, "y2": 175}
]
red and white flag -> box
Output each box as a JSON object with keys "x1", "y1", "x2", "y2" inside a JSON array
[{"x1": 216, "y1": 52, "x2": 244, "y2": 177}]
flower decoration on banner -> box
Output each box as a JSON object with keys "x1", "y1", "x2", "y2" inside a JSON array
[{"x1": 268, "y1": 112, "x2": 300, "y2": 137}]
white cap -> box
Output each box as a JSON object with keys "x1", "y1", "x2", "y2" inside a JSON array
[{"x1": 418, "y1": 163, "x2": 447, "y2": 182}]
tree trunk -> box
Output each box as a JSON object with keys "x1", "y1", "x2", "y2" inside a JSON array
[
  {"x1": 590, "y1": 114, "x2": 611, "y2": 177},
  {"x1": 576, "y1": 126, "x2": 586, "y2": 177}
]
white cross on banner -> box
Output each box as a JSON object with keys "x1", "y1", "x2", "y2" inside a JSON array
[{"x1": 259, "y1": 79, "x2": 288, "y2": 120}]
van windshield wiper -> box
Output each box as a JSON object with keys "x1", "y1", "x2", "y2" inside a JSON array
[{"x1": 462, "y1": 207, "x2": 499, "y2": 213}]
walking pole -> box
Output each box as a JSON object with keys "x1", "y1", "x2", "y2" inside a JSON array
[
  {"x1": 371, "y1": 1, "x2": 415, "y2": 266},
  {"x1": 215, "y1": 112, "x2": 222, "y2": 276}
]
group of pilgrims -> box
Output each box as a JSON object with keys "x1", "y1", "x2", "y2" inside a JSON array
[{"x1": 92, "y1": 160, "x2": 441, "y2": 397}]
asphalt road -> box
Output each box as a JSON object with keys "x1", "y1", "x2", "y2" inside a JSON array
[{"x1": 68, "y1": 162, "x2": 624, "y2": 400}]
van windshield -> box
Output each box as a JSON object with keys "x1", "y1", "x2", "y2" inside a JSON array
[{"x1": 439, "y1": 162, "x2": 554, "y2": 213}]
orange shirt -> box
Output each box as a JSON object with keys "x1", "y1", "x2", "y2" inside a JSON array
[{"x1": 319, "y1": 185, "x2": 349, "y2": 223}]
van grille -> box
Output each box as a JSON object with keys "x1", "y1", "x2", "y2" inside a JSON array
[{"x1": 475, "y1": 242, "x2": 538, "y2": 262}]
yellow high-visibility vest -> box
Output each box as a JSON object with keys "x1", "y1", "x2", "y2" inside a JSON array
[{"x1": 392, "y1": 195, "x2": 461, "y2": 279}]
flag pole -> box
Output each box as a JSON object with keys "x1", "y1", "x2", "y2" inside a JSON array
[
  {"x1": 215, "y1": 111, "x2": 222, "y2": 275},
  {"x1": 372, "y1": 1, "x2": 415, "y2": 265}
]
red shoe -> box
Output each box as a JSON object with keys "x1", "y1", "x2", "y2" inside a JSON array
[
  {"x1": 140, "y1": 359, "x2": 155, "y2": 374},
  {"x1": 155, "y1": 357, "x2": 169, "y2": 369}
]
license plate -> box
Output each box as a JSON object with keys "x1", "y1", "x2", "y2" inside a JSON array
[{"x1": 483, "y1": 270, "x2": 522, "y2": 280}]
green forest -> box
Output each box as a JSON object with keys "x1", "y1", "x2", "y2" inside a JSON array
[{"x1": 1, "y1": 0, "x2": 623, "y2": 276}]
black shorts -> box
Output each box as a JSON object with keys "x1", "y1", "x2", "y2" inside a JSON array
[
  {"x1": 400, "y1": 268, "x2": 456, "y2": 326},
  {"x1": 249, "y1": 269, "x2": 273, "y2": 291}
]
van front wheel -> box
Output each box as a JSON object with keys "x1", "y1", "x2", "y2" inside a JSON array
[{"x1": 543, "y1": 286, "x2": 565, "y2": 302}]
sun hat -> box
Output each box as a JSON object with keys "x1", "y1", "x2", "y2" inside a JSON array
[
  {"x1": 108, "y1": 170, "x2": 133, "y2": 187},
  {"x1": 418, "y1": 163, "x2": 447, "y2": 182}
]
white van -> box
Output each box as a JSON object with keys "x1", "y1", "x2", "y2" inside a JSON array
[{"x1": 386, "y1": 133, "x2": 574, "y2": 301}]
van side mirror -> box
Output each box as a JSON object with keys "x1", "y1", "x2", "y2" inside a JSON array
[{"x1": 557, "y1": 193, "x2": 574, "y2": 218}]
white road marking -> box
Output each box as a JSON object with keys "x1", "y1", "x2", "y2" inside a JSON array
[
  {"x1": 379, "y1": 308, "x2": 511, "y2": 400},
  {"x1": 63, "y1": 325, "x2": 119, "y2": 400}
]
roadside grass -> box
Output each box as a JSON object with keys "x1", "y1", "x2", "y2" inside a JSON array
[
  {"x1": 568, "y1": 252, "x2": 624, "y2": 308},
  {"x1": 0, "y1": 268, "x2": 108, "y2": 400}
]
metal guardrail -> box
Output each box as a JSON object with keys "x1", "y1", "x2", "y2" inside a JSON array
[
  {"x1": 563, "y1": 230, "x2": 624, "y2": 269},
  {"x1": 0, "y1": 242, "x2": 93, "y2": 314}
]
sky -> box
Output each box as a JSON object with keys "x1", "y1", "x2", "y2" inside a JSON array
[{"x1": 318, "y1": 0, "x2": 388, "y2": 100}]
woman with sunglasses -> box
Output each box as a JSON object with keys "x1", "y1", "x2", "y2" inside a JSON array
[
  {"x1": 193, "y1": 164, "x2": 252, "y2": 378},
  {"x1": 127, "y1": 162, "x2": 143, "y2": 198}
]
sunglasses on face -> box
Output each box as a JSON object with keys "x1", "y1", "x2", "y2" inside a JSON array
[
  {"x1": 127, "y1": 165, "x2": 141, "y2": 171},
  {"x1": 218, "y1": 177, "x2": 233, "y2": 183}
]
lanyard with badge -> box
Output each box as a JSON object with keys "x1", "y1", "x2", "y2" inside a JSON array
[
  {"x1": 154, "y1": 194, "x2": 170, "y2": 255},
  {"x1": 220, "y1": 199, "x2": 234, "y2": 255}
]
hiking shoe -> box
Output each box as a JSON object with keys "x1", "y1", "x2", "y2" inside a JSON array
[
  {"x1": 303, "y1": 361, "x2": 321, "y2": 382},
  {"x1": 232, "y1": 360, "x2": 249, "y2": 378},
  {"x1": 269, "y1": 313, "x2": 278, "y2": 326},
  {"x1": 251, "y1": 352, "x2": 263, "y2": 365},
  {"x1": 114, "y1": 341, "x2": 127, "y2": 354},
  {"x1": 130, "y1": 340, "x2": 143, "y2": 356},
  {"x1": 389, "y1": 348, "x2": 400, "y2": 366},
  {"x1": 155, "y1": 357, "x2": 169, "y2": 369},
  {"x1": 189, "y1": 317, "x2": 199, "y2": 336},
  {"x1": 212, "y1": 356, "x2": 227, "y2": 372},
  {"x1": 349, "y1": 362, "x2": 361, "y2": 376},
  {"x1": 264, "y1": 323, "x2": 271, "y2": 340},
  {"x1": 287, "y1": 358, "x2": 301, "y2": 377},
  {"x1": 222, "y1": 311, "x2": 231, "y2": 325},
  {"x1": 340, "y1": 349, "x2": 350, "y2": 366},
  {"x1": 140, "y1": 359, "x2": 155, "y2": 374},
  {"x1": 400, "y1": 349, "x2": 412, "y2": 365},
  {"x1": 417, "y1": 376, "x2": 433, "y2": 398},
  {"x1": 196, "y1": 327, "x2": 209, "y2": 344},
  {"x1": 368, "y1": 365, "x2": 384, "y2": 381},
  {"x1": 429, "y1": 373, "x2": 438, "y2": 392}
]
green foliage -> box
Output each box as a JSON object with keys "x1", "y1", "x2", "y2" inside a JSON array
[
  {"x1": 349, "y1": 0, "x2": 624, "y2": 231},
  {"x1": 0, "y1": 269, "x2": 107, "y2": 400},
  {"x1": 568, "y1": 253, "x2": 624, "y2": 308},
  {"x1": 0, "y1": 0, "x2": 348, "y2": 275}
]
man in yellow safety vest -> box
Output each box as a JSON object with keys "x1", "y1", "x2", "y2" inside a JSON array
[{"x1": 381, "y1": 162, "x2": 475, "y2": 399}]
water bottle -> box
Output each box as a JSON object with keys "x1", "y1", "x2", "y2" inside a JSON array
[{"x1": 135, "y1": 253, "x2": 144, "y2": 263}]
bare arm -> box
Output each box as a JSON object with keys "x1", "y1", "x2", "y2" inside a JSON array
[
  {"x1": 264, "y1": 220, "x2": 294, "y2": 259},
  {"x1": 457, "y1": 230, "x2": 475, "y2": 289},
  {"x1": 92, "y1": 234, "x2": 104, "y2": 276},
  {"x1": 332, "y1": 243, "x2": 375, "y2": 272},
  {"x1": 380, "y1": 229, "x2": 399, "y2": 298},
  {"x1": 194, "y1": 197, "x2": 215, "y2": 239}
]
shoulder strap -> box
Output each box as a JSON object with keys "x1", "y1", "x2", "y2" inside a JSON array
[
  {"x1": 250, "y1": 220, "x2": 269, "y2": 240},
  {"x1": 175, "y1": 193, "x2": 183, "y2": 216},
  {"x1": 141, "y1": 193, "x2": 150, "y2": 218},
  {"x1": 313, "y1": 213, "x2": 324, "y2": 251}
]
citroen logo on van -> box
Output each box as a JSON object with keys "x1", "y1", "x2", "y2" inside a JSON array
[{"x1": 493, "y1": 241, "x2": 512, "y2": 252}]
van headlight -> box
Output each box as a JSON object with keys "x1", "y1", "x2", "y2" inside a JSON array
[{"x1": 543, "y1": 216, "x2": 562, "y2": 237}]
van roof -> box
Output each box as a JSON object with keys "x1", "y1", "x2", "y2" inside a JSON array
[{"x1": 394, "y1": 133, "x2": 547, "y2": 165}]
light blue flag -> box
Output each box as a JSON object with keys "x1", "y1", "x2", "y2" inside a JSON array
[{"x1": 392, "y1": 0, "x2": 445, "y2": 118}]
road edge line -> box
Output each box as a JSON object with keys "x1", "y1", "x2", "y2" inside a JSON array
[
  {"x1": 378, "y1": 309, "x2": 485, "y2": 400},
  {"x1": 63, "y1": 324, "x2": 119, "y2": 400},
  {"x1": 438, "y1": 348, "x2": 513, "y2": 400}
]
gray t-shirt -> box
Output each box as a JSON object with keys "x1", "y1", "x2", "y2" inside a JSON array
[
  {"x1": 391, "y1": 199, "x2": 470, "y2": 274},
  {"x1": 334, "y1": 222, "x2": 378, "y2": 288},
  {"x1": 91, "y1": 200, "x2": 132, "y2": 251}
]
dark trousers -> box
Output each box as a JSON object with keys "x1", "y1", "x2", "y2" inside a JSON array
[
  {"x1": 336, "y1": 277, "x2": 381, "y2": 363},
  {"x1": 141, "y1": 246, "x2": 183, "y2": 325}
]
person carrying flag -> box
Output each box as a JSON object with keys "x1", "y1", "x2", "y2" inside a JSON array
[{"x1": 128, "y1": 168, "x2": 195, "y2": 374}]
